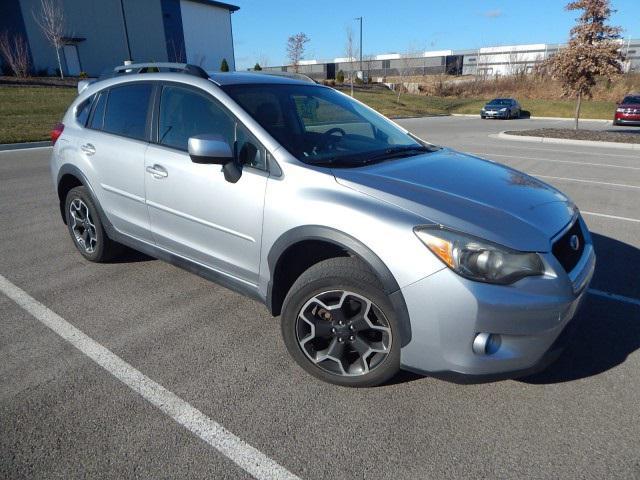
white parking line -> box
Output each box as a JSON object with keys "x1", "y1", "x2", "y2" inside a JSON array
[
  {"x1": 588, "y1": 289, "x2": 640, "y2": 307},
  {"x1": 533, "y1": 174, "x2": 640, "y2": 190},
  {"x1": 0, "y1": 274, "x2": 301, "y2": 480},
  {"x1": 581, "y1": 211, "x2": 640, "y2": 223},
  {"x1": 469, "y1": 151, "x2": 640, "y2": 171}
]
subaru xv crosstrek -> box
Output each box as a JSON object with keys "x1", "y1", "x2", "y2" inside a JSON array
[{"x1": 51, "y1": 63, "x2": 595, "y2": 387}]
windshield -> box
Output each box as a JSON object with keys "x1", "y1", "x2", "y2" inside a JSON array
[
  {"x1": 487, "y1": 99, "x2": 512, "y2": 106},
  {"x1": 221, "y1": 83, "x2": 434, "y2": 166},
  {"x1": 622, "y1": 96, "x2": 640, "y2": 104}
]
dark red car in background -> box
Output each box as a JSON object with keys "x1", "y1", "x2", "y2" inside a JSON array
[{"x1": 613, "y1": 93, "x2": 640, "y2": 126}]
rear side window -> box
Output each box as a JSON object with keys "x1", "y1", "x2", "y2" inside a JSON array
[
  {"x1": 103, "y1": 84, "x2": 152, "y2": 141},
  {"x1": 88, "y1": 92, "x2": 107, "y2": 130},
  {"x1": 76, "y1": 95, "x2": 94, "y2": 126}
]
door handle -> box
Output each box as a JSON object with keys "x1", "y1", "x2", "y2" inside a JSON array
[
  {"x1": 80, "y1": 143, "x2": 96, "y2": 155},
  {"x1": 146, "y1": 164, "x2": 168, "y2": 179}
]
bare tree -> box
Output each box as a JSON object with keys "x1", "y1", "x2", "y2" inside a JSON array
[
  {"x1": 0, "y1": 31, "x2": 30, "y2": 78},
  {"x1": 257, "y1": 53, "x2": 270, "y2": 68},
  {"x1": 395, "y1": 50, "x2": 420, "y2": 103},
  {"x1": 286, "y1": 32, "x2": 310, "y2": 73},
  {"x1": 33, "y1": 0, "x2": 66, "y2": 79},
  {"x1": 542, "y1": 0, "x2": 623, "y2": 129},
  {"x1": 345, "y1": 26, "x2": 355, "y2": 96}
]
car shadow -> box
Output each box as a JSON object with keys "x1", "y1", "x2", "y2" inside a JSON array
[
  {"x1": 520, "y1": 233, "x2": 640, "y2": 384},
  {"x1": 605, "y1": 127, "x2": 640, "y2": 134},
  {"x1": 107, "y1": 246, "x2": 155, "y2": 263}
]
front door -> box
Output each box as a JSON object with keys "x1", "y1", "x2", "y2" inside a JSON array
[{"x1": 144, "y1": 84, "x2": 268, "y2": 284}]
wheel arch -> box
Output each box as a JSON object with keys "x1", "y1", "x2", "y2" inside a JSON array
[
  {"x1": 56, "y1": 164, "x2": 110, "y2": 229},
  {"x1": 267, "y1": 226, "x2": 412, "y2": 346}
]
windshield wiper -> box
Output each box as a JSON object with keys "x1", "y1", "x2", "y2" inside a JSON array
[
  {"x1": 361, "y1": 145, "x2": 430, "y2": 164},
  {"x1": 303, "y1": 145, "x2": 433, "y2": 167}
]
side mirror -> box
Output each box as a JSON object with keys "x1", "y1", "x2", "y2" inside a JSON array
[{"x1": 188, "y1": 134, "x2": 233, "y2": 165}]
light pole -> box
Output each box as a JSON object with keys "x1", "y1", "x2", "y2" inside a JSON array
[
  {"x1": 119, "y1": 0, "x2": 132, "y2": 62},
  {"x1": 355, "y1": 16, "x2": 363, "y2": 76}
]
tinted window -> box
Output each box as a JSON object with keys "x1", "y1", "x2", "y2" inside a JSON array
[
  {"x1": 158, "y1": 85, "x2": 234, "y2": 151},
  {"x1": 76, "y1": 95, "x2": 94, "y2": 126},
  {"x1": 622, "y1": 96, "x2": 640, "y2": 104},
  {"x1": 235, "y1": 123, "x2": 266, "y2": 170},
  {"x1": 488, "y1": 99, "x2": 511, "y2": 106},
  {"x1": 103, "y1": 84, "x2": 152, "y2": 140},
  {"x1": 88, "y1": 92, "x2": 107, "y2": 130}
]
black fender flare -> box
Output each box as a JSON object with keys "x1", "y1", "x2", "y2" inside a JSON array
[
  {"x1": 56, "y1": 164, "x2": 113, "y2": 231},
  {"x1": 267, "y1": 225, "x2": 412, "y2": 346}
]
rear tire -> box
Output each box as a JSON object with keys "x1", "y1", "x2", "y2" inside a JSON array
[
  {"x1": 64, "y1": 186, "x2": 123, "y2": 262},
  {"x1": 281, "y1": 257, "x2": 401, "y2": 387}
]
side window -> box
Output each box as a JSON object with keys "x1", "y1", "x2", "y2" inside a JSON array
[
  {"x1": 76, "y1": 95, "x2": 94, "y2": 126},
  {"x1": 103, "y1": 83, "x2": 152, "y2": 141},
  {"x1": 235, "y1": 123, "x2": 266, "y2": 170},
  {"x1": 88, "y1": 92, "x2": 107, "y2": 130},
  {"x1": 158, "y1": 85, "x2": 235, "y2": 151}
]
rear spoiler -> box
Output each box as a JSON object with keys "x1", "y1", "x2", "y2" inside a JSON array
[{"x1": 77, "y1": 79, "x2": 96, "y2": 94}]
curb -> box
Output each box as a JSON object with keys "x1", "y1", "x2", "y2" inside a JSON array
[
  {"x1": 0, "y1": 141, "x2": 52, "y2": 151},
  {"x1": 451, "y1": 113, "x2": 611, "y2": 123},
  {"x1": 490, "y1": 131, "x2": 640, "y2": 150}
]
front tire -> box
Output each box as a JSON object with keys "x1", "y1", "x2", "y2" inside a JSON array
[
  {"x1": 281, "y1": 257, "x2": 401, "y2": 387},
  {"x1": 64, "y1": 186, "x2": 123, "y2": 262}
]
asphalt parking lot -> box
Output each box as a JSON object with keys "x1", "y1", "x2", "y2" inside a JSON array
[{"x1": 1, "y1": 116, "x2": 639, "y2": 479}]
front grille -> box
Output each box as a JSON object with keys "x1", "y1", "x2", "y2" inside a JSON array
[{"x1": 552, "y1": 219, "x2": 585, "y2": 273}]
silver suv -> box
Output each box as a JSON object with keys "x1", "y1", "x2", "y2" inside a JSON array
[{"x1": 51, "y1": 63, "x2": 595, "y2": 387}]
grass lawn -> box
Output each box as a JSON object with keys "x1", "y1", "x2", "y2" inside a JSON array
[
  {"x1": 0, "y1": 85, "x2": 615, "y2": 144},
  {"x1": 348, "y1": 88, "x2": 615, "y2": 120},
  {"x1": 0, "y1": 87, "x2": 76, "y2": 143}
]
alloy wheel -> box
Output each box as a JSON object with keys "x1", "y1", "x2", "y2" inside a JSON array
[
  {"x1": 296, "y1": 290, "x2": 392, "y2": 377},
  {"x1": 69, "y1": 198, "x2": 97, "y2": 253}
]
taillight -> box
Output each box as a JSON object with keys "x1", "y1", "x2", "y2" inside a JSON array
[{"x1": 51, "y1": 122, "x2": 64, "y2": 145}]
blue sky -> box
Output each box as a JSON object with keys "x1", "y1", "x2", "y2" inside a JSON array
[{"x1": 230, "y1": 0, "x2": 639, "y2": 70}]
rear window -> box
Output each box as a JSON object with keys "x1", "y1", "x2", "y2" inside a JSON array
[{"x1": 102, "y1": 84, "x2": 152, "y2": 141}]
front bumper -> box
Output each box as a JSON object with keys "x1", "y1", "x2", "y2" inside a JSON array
[
  {"x1": 399, "y1": 239, "x2": 595, "y2": 380},
  {"x1": 482, "y1": 110, "x2": 508, "y2": 118},
  {"x1": 614, "y1": 114, "x2": 640, "y2": 125}
]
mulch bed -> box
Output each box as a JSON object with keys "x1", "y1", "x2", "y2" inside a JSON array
[{"x1": 506, "y1": 128, "x2": 640, "y2": 144}]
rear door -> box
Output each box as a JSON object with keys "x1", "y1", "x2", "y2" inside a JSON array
[
  {"x1": 81, "y1": 83, "x2": 154, "y2": 242},
  {"x1": 144, "y1": 83, "x2": 268, "y2": 284}
]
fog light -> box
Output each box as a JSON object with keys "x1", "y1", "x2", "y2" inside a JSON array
[{"x1": 472, "y1": 333, "x2": 502, "y2": 355}]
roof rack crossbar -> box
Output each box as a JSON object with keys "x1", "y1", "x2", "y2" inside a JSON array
[{"x1": 113, "y1": 62, "x2": 209, "y2": 79}]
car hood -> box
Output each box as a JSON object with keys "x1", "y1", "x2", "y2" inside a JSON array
[{"x1": 332, "y1": 148, "x2": 576, "y2": 252}]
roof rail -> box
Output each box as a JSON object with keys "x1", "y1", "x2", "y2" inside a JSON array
[
  {"x1": 253, "y1": 71, "x2": 316, "y2": 84},
  {"x1": 112, "y1": 62, "x2": 209, "y2": 79}
]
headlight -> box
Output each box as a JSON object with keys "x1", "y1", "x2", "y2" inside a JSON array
[
  {"x1": 499, "y1": 107, "x2": 507, "y2": 112},
  {"x1": 616, "y1": 107, "x2": 625, "y2": 113},
  {"x1": 414, "y1": 226, "x2": 545, "y2": 284}
]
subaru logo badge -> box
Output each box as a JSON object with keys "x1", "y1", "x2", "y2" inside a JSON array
[{"x1": 569, "y1": 234, "x2": 580, "y2": 251}]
